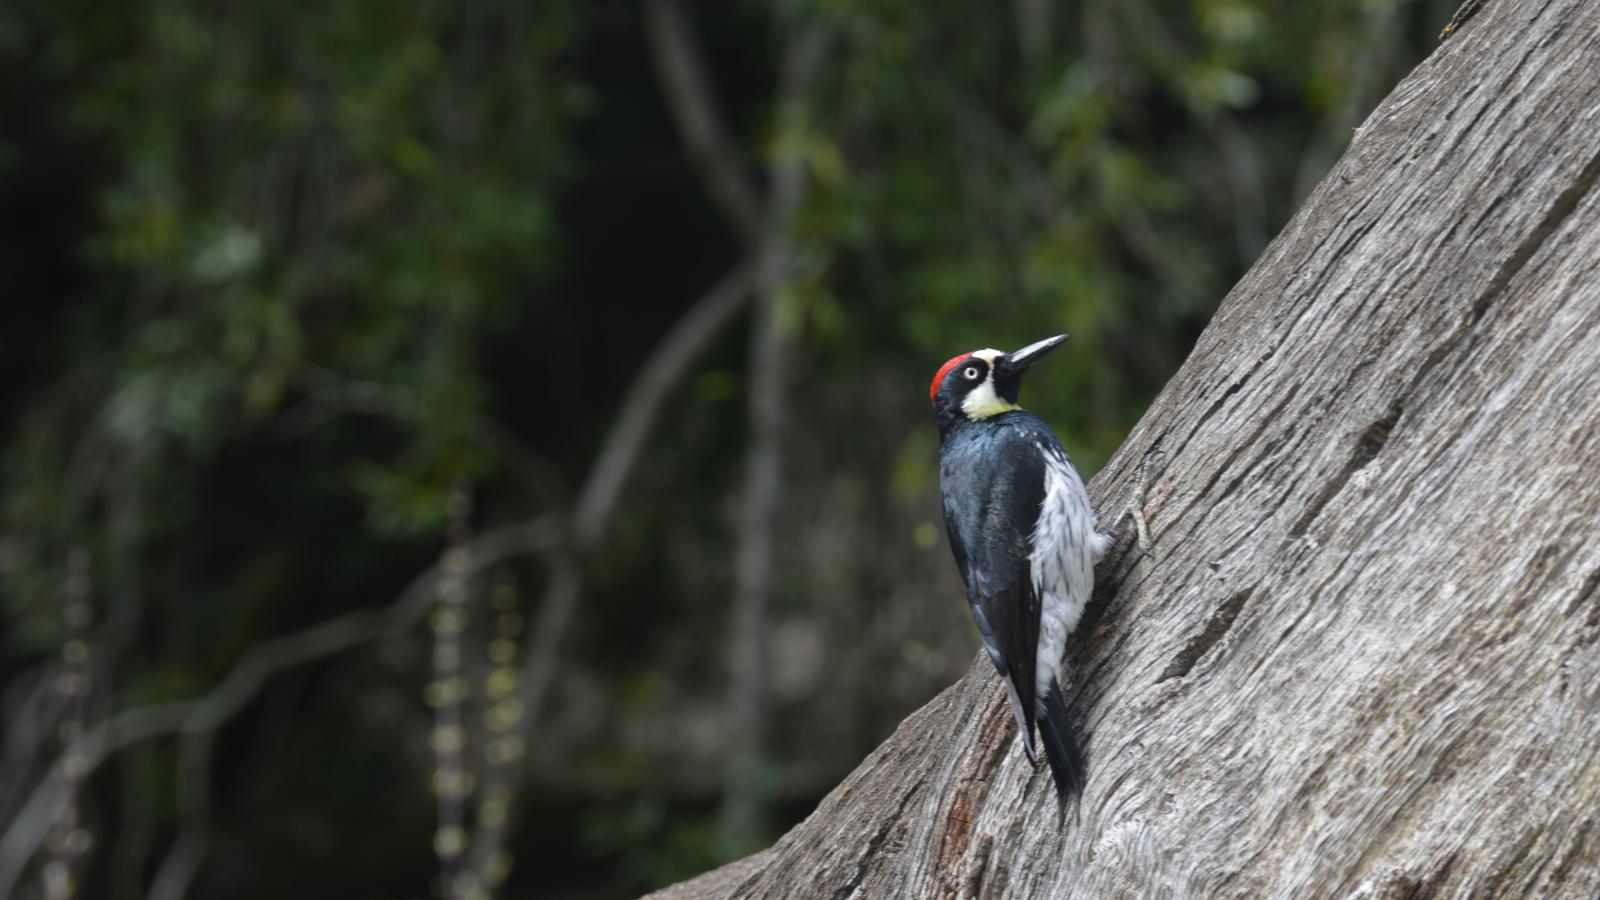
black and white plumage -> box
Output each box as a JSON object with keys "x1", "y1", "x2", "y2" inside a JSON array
[{"x1": 930, "y1": 336, "x2": 1113, "y2": 806}]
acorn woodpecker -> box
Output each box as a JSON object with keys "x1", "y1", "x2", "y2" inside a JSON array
[{"x1": 930, "y1": 334, "x2": 1150, "y2": 806}]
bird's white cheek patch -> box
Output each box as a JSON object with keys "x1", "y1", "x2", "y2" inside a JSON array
[{"x1": 962, "y1": 368, "x2": 1019, "y2": 420}]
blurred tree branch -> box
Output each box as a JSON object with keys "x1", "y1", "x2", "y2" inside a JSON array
[
  {"x1": 276, "y1": 371, "x2": 571, "y2": 510},
  {"x1": 1291, "y1": 0, "x2": 1409, "y2": 203},
  {"x1": 465, "y1": 260, "x2": 757, "y2": 885},
  {"x1": 6, "y1": 108, "x2": 758, "y2": 900},
  {"x1": 722, "y1": 22, "x2": 832, "y2": 844},
  {"x1": 0, "y1": 665, "x2": 65, "y2": 830},
  {"x1": 41, "y1": 550, "x2": 91, "y2": 900},
  {"x1": 644, "y1": 0, "x2": 765, "y2": 243},
  {"x1": 946, "y1": 91, "x2": 1212, "y2": 300},
  {"x1": 428, "y1": 488, "x2": 475, "y2": 900},
  {"x1": 0, "y1": 520, "x2": 558, "y2": 899},
  {"x1": 1117, "y1": 0, "x2": 1269, "y2": 266},
  {"x1": 1012, "y1": 0, "x2": 1050, "y2": 69}
]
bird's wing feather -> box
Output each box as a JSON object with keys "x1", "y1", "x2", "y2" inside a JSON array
[{"x1": 954, "y1": 423, "x2": 1047, "y2": 752}]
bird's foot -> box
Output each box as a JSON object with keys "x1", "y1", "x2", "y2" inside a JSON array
[{"x1": 1120, "y1": 446, "x2": 1164, "y2": 559}]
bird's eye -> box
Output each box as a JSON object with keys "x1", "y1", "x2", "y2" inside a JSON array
[{"x1": 963, "y1": 366, "x2": 981, "y2": 380}]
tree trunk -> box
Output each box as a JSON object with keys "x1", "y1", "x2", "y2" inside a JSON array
[{"x1": 655, "y1": 0, "x2": 1600, "y2": 896}]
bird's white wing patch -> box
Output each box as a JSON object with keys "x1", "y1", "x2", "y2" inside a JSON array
[{"x1": 1030, "y1": 444, "x2": 1106, "y2": 710}]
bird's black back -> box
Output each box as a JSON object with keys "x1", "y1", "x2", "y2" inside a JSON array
[{"x1": 938, "y1": 411, "x2": 1058, "y2": 737}]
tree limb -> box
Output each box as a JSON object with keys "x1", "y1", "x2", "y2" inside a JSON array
[
  {"x1": 0, "y1": 663, "x2": 64, "y2": 828},
  {"x1": 5, "y1": 260, "x2": 754, "y2": 900},
  {"x1": 275, "y1": 370, "x2": 571, "y2": 510},
  {"x1": 721, "y1": 22, "x2": 831, "y2": 842},
  {"x1": 643, "y1": 0, "x2": 765, "y2": 242},
  {"x1": 464, "y1": 260, "x2": 757, "y2": 882},
  {"x1": 1118, "y1": 0, "x2": 1270, "y2": 265},
  {"x1": 0, "y1": 520, "x2": 558, "y2": 899},
  {"x1": 947, "y1": 91, "x2": 1212, "y2": 297}
]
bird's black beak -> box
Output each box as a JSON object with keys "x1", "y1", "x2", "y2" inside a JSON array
[{"x1": 995, "y1": 334, "x2": 1068, "y2": 382}]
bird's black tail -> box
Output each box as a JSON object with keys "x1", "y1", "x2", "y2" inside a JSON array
[{"x1": 1039, "y1": 678, "x2": 1085, "y2": 808}]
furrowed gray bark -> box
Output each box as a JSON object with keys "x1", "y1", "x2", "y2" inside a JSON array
[{"x1": 656, "y1": 0, "x2": 1600, "y2": 896}]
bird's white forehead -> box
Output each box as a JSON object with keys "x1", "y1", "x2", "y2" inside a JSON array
[{"x1": 971, "y1": 349, "x2": 1003, "y2": 365}]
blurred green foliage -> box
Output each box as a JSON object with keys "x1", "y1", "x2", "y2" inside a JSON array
[{"x1": 0, "y1": 0, "x2": 1447, "y2": 896}]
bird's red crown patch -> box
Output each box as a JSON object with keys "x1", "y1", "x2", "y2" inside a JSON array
[{"x1": 930, "y1": 352, "x2": 976, "y2": 403}]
